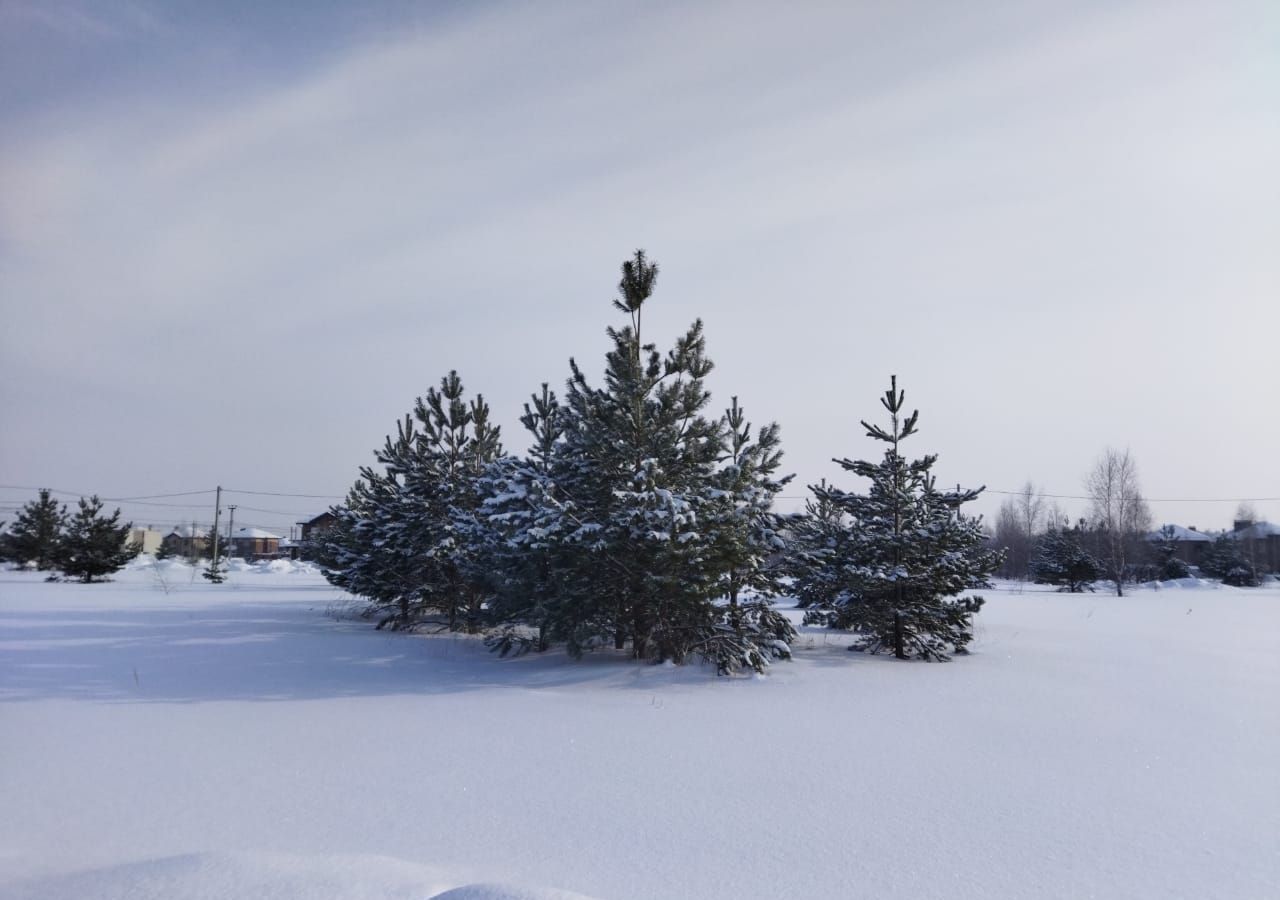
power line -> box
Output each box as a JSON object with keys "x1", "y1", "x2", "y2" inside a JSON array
[
  {"x1": 110, "y1": 489, "x2": 218, "y2": 500},
  {"x1": 775, "y1": 490, "x2": 1278, "y2": 504},
  {"x1": 105, "y1": 499, "x2": 219, "y2": 508},
  {"x1": 0, "y1": 485, "x2": 219, "y2": 504},
  {"x1": 0, "y1": 485, "x2": 334, "y2": 513},
  {"x1": 0, "y1": 485, "x2": 97, "y2": 498},
  {"x1": 231, "y1": 504, "x2": 318, "y2": 516},
  {"x1": 224, "y1": 488, "x2": 344, "y2": 499},
  {"x1": 982, "y1": 489, "x2": 1279, "y2": 503}
]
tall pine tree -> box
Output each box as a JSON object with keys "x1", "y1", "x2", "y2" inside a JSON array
[
  {"x1": 321, "y1": 371, "x2": 504, "y2": 630},
  {"x1": 546, "y1": 250, "x2": 724, "y2": 663},
  {"x1": 692, "y1": 397, "x2": 798, "y2": 671},
  {"x1": 482, "y1": 251, "x2": 794, "y2": 673},
  {"x1": 802, "y1": 377, "x2": 999, "y2": 660},
  {"x1": 9, "y1": 489, "x2": 67, "y2": 570},
  {"x1": 786, "y1": 478, "x2": 846, "y2": 610},
  {"x1": 477, "y1": 383, "x2": 574, "y2": 653},
  {"x1": 58, "y1": 496, "x2": 135, "y2": 582}
]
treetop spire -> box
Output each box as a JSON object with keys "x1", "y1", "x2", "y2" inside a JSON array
[{"x1": 613, "y1": 249, "x2": 658, "y2": 315}]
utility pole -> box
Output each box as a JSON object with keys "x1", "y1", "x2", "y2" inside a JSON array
[
  {"x1": 210, "y1": 486, "x2": 223, "y2": 563},
  {"x1": 227, "y1": 505, "x2": 237, "y2": 559}
]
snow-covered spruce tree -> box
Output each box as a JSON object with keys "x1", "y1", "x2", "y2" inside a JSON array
[
  {"x1": 1201, "y1": 534, "x2": 1258, "y2": 587},
  {"x1": 476, "y1": 383, "x2": 575, "y2": 654},
  {"x1": 1032, "y1": 524, "x2": 1102, "y2": 592},
  {"x1": 691, "y1": 397, "x2": 798, "y2": 672},
  {"x1": 802, "y1": 377, "x2": 1000, "y2": 660},
  {"x1": 202, "y1": 525, "x2": 228, "y2": 583},
  {"x1": 315, "y1": 483, "x2": 417, "y2": 621},
  {"x1": 321, "y1": 372, "x2": 504, "y2": 630},
  {"x1": 1150, "y1": 526, "x2": 1191, "y2": 581},
  {"x1": 57, "y1": 496, "x2": 135, "y2": 583},
  {"x1": 493, "y1": 251, "x2": 791, "y2": 674},
  {"x1": 555, "y1": 251, "x2": 721, "y2": 664},
  {"x1": 785, "y1": 479, "x2": 847, "y2": 610},
  {"x1": 9, "y1": 489, "x2": 68, "y2": 570}
]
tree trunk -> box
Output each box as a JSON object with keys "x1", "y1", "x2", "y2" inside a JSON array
[
  {"x1": 893, "y1": 610, "x2": 906, "y2": 660},
  {"x1": 632, "y1": 609, "x2": 648, "y2": 659}
]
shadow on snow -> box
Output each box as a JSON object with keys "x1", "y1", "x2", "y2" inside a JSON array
[{"x1": 0, "y1": 587, "x2": 792, "y2": 703}]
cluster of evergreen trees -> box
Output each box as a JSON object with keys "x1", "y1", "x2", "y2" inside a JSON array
[
  {"x1": 1031, "y1": 522, "x2": 1105, "y2": 592},
  {"x1": 317, "y1": 252, "x2": 998, "y2": 674},
  {"x1": 1199, "y1": 534, "x2": 1260, "y2": 587},
  {"x1": 1, "y1": 489, "x2": 136, "y2": 582}
]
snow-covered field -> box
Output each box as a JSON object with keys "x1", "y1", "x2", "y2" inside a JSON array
[{"x1": 2, "y1": 560, "x2": 1277, "y2": 899}]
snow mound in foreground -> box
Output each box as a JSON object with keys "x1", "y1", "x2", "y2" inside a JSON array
[
  {"x1": 127, "y1": 555, "x2": 194, "y2": 574},
  {"x1": 1137, "y1": 576, "x2": 1217, "y2": 590},
  {"x1": 8, "y1": 851, "x2": 457, "y2": 900},
  {"x1": 236, "y1": 555, "x2": 320, "y2": 578},
  {"x1": 249, "y1": 558, "x2": 319, "y2": 575},
  {"x1": 431, "y1": 885, "x2": 600, "y2": 900},
  {"x1": 7, "y1": 851, "x2": 599, "y2": 900}
]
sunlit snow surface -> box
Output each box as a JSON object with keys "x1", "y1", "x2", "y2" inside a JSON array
[{"x1": 2, "y1": 559, "x2": 1277, "y2": 899}]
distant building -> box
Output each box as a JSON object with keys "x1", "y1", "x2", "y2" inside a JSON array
[
  {"x1": 161, "y1": 525, "x2": 209, "y2": 559},
  {"x1": 1231, "y1": 520, "x2": 1280, "y2": 575},
  {"x1": 124, "y1": 527, "x2": 164, "y2": 556},
  {"x1": 229, "y1": 527, "x2": 281, "y2": 561},
  {"x1": 292, "y1": 511, "x2": 337, "y2": 560},
  {"x1": 1145, "y1": 524, "x2": 1214, "y2": 568},
  {"x1": 299, "y1": 511, "x2": 337, "y2": 541}
]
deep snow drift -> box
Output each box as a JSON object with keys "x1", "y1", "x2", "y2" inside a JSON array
[{"x1": 1, "y1": 560, "x2": 1277, "y2": 899}]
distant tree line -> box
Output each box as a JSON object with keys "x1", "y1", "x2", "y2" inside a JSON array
[
  {"x1": 315, "y1": 251, "x2": 1000, "y2": 675},
  {"x1": 990, "y1": 462, "x2": 1266, "y2": 592}
]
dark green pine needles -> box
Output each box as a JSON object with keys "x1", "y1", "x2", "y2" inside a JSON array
[{"x1": 796, "y1": 376, "x2": 1001, "y2": 660}]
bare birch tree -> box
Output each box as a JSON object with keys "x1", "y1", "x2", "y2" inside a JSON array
[
  {"x1": 993, "y1": 481, "x2": 1045, "y2": 578},
  {"x1": 1015, "y1": 481, "x2": 1045, "y2": 544},
  {"x1": 1086, "y1": 448, "x2": 1152, "y2": 596}
]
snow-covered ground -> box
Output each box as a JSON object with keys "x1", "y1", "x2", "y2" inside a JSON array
[{"x1": 2, "y1": 560, "x2": 1277, "y2": 899}]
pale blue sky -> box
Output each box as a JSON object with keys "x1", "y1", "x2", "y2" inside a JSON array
[{"x1": 1, "y1": 0, "x2": 1277, "y2": 535}]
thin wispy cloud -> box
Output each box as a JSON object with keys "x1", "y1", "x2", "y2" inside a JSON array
[{"x1": 0, "y1": 0, "x2": 161, "y2": 40}]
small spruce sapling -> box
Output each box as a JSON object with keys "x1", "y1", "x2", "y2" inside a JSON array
[
  {"x1": 1033, "y1": 525, "x2": 1102, "y2": 592},
  {"x1": 1151, "y1": 526, "x2": 1191, "y2": 581},
  {"x1": 801, "y1": 376, "x2": 1000, "y2": 660}
]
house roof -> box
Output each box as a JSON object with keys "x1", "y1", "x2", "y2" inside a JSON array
[
  {"x1": 167, "y1": 525, "x2": 208, "y2": 538},
  {"x1": 1147, "y1": 524, "x2": 1213, "y2": 543},
  {"x1": 232, "y1": 527, "x2": 280, "y2": 540},
  {"x1": 1233, "y1": 521, "x2": 1280, "y2": 539}
]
